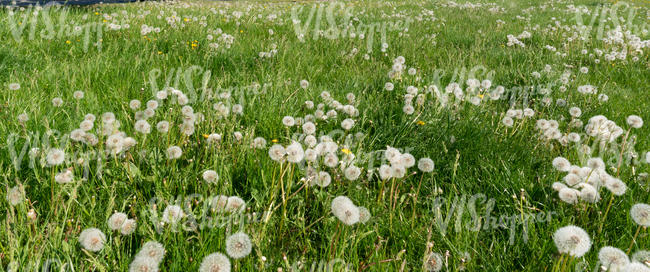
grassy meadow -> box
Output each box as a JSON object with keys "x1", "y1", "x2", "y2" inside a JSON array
[{"x1": 0, "y1": 0, "x2": 649, "y2": 271}]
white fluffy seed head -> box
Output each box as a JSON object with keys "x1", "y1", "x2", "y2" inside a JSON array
[
  {"x1": 166, "y1": 146, "x2": 182, "y2": 159},
  {"x1": 282, "y1": 116, "x2": 295, "y2": 126},
  {"x1": 604, "y1": 178, "x2": 627, "y2": 196},
  {"x1": 630, "y1": 203, "x2": 650, "y2": 227},
  {"x1": 252, "y1": 137, "x2": 267, "y2": 149},
  {"x1": 344, "y1": 165, "x2": 361, "y2": 181},
  {"x1": 579, "y1": 183, "x2": 600, "y2": 203},
  {"x1": 631, "y1": 250, "x2": 650, "y2": 265},
  {"x1": 323, "y1": 152, "x2": 339, "y2": 168},
  {"x1": 620, "y1": 262, "x2": 650, "y2": 272},
  {"x1": 358, "y1": 206, "x2": 371, "y2": 224},
  {"x1": 552, "y1": 182, "x2": 567, "y2": 192},
  {"x1": 203, "y1": 170, "x2": 219, "y2": 184},
  {"x1": 269, "y1": 144, "x2": 286, "y2": 162},
  {"x1": 502, "y1": 116, "x2": 514, "y2": 127},
  {"x1": 46, "y1": 148, "x2": 65, "y2": 166},
  {"x1": 331, "y1": 196, "x2": 359, "y2": 225},
  {"x1": 128, "y1": 256, "x2": 159, "y2": 272},
  {"x1": 553, "y1": 225, "x2": 592, "y2": 257},
  {"x1": 199, "y1": 252, "x2": 231, "y2": 272},
  {"x1": 225, "y1": 232, "x2": 252, "y2": 259},
  {"x1": 161, "y1": 205, "x2": 184, "y2": 224},
  {"x1": 418, "y1": 158, "x2": 434, "y2": 172},
  {"x1": 384, "y1": 147, "x2": 401, "y2": 163},
  {"x1": 129, "y1": 100, "x2": 141, "y2": 110},
  {"x1": 108, "y1": 212, "x2": 128, "y2": 230},
  {"x1": 424, "y1": 252, "x2": 443, "y2": 271},
  {"x1": 120, "y1": 219, "x2": 137, "y2": 235},
  {"x1": 286, "y1": 142, "x2": 305, "y2": 163},
  {"x1": 400, "y1": 153, "x2": 416, "y2": 168},
  {"x1": 627, "y1": 115, "x2": 643, "y2": 129},
  {"x1": 598, "y1": 246, "x2": 630, "y2": 270},
  {"x1": 587, "y1": 157, "x2": 605, "y2": 170},
  {"x1": 146, "y1": 100, "x2": 158, "y2": 110},
  {"x1": 135, "y1": 120, "x2": 151, "y2": 134},
  {"x1": 563, "y1": 174, "x2": 582, "y2": 187},
  {"x1": 379, "y1": 165, "x2": 392, "y2": 180},
  {"x1": 316, "y1": 171, "x2": 331, "y2": 188},
  {"x1": 341, "y1": 118, "x2": 355, "y2": 130},
  {"x1": 54, "y1": 169, "x2": 74, "y2": 184},
  {"x1": 136, "y1": 241, "x2": 166, "y2": 264},
  {"x1": 302, "y1": 122, "x2": 316, "y2": 135},
  {"x1": 558, "y1": 188, "x2": 579, "y2": 204},
  {"x1": 552, "y1": 157, "x2": 571, "y2": 172},
  {"x1": 569, "y1": 107, "x2": 582, "y2": 118},
  {"x1": 156, "y1": 121, "x2": 170, "y2": 133},
  {"x1": 6, "y1": 185, "x2": 25, "y2": 206},
  {"x1": 79, "y1": 228, "x2": 106, "y2": 252},
  {"x1": 391, "y1": 165, "x2": 406, "y2": 178},
  {"x1": 225, "y1": 196, "x2": 246, "y2": 213}
]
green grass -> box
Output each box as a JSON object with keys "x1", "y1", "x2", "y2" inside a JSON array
[{"x1": 0, "y1": 0, "x2": 649, "y2": 271}]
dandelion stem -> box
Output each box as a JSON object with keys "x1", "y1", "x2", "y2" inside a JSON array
[
  {"x1": 560, "y1": 255, "x2": 571, "y2": 272},
  {"x1": 411, "y1": 174, "x2": 425, "y2": 226},
  {"x1": 389, "y1": 177, "x2": 395, "y2": 209},
  {"x1": 615, "y1": 128, "x2": 631, "y2": 177},
  {"x1": 626, "y1": 225, "x2": 642, "y2": 255},
  {"x1": 377, "y1": 178, "x2": 386, "y2": 204},
  {"x1": 597, "y1": 195, "x2": 614, "y2": 235},
  {"x1": 329, "y1": 221, "x2": 341, "y2": 260},
  {"x1": 553, "y1": 254, "x2": 564, "y2": 272}
]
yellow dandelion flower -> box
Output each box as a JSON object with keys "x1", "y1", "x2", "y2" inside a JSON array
[
  {"x1": 341, "y1": 148, "x2": 351, "y2": 154},
  {"x1": 271, "y1": 139, "x2": 278, "y2": 143},
  {"x1": 416, "y1": 120, "x2": 426, "y2": 126},
  {"x1": 202, "y1": 134, "x2": 210, "y2": 139}
]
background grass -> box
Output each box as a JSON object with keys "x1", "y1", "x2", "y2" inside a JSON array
[{"x1": 0, "y1": 0, "x2": 649, "y2": 271}]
